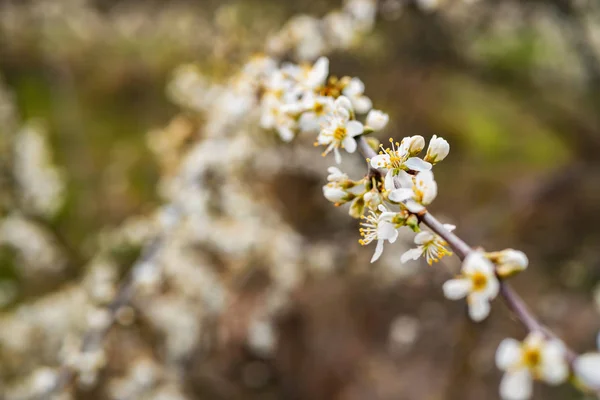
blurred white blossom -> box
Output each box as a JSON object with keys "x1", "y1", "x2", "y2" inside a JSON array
[
  {"x1": 496, "y1": 332, "x2": 569, "y2": 400},
  {"x1": 13, "y1": 122, "x2": 65, "y2": 217},
  {"x1": 443, "y1": 251, "x2": 499, "y2": 321}
]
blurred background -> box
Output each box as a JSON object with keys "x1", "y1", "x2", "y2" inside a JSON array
[{"x1": 1, "y1": 0, "x2": 600, "y2": 399}]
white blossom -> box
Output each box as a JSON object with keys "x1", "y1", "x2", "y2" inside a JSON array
[
  {"x1": 366, "y1": 109, "x2": 389, "y2": 131},
  {"x1": 442, "y1": 251, "x2": 499, "y2": 321},
  {"x1": 316, "y1": 97, "x2": 364, "y2": 164},
  {"x1": 324, "y1": 11, "x2": 356, "y2": 49},
  {"x1": 401, "y1": 225, "x2": 455, "y2": 265},
  {"x1": 363, "y1": 189, "x2": 383, "y2": 208},
  {"x1": 369, "y1": 137, "x2": 431, "y2": 173},
  {"x1": 496, "y1": 332, "x2": 569, "y2": 400},
  {"x1": 425, "y1": 134, "x2": 450, "y2": 164},
  {"x1": 296, "y1": 93, "x2": 335, "y2": 132},
  {"x1": 359, "y1": 205, "x2": 400, "y2": 263},
  {"x1": 287, "y1": 56, "x2": 330, "y2": 91},
  {"x1": 14, "y1": 123, "x2": 66, "y2": 218},
  {"x1": 268, "y1": 15, "x2": 327, "y2": 61},
  {"x1": 260, "y1": 95, "x2": 296, "y2": 142},
  {"x1": 242, "y1": 54, "x2": 278, "y2": 82},
  {"x1": 387, "y1": 170, "x2": 437, "y2": 213},
  {"x1": 344, "y1": 0, "x2": 377, "y2": 31},
  {"x1": 342, "y1": 77, "x2": 372, "y2": 113},
  {"x1": 322, "y1": 166, "x2": 353, "y2": 204}
]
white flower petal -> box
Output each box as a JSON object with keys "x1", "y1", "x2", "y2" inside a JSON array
[
  {"x1": 414, "y1": 231, "x2": 434, "y2": 245},
  {"x1": 574, "y1": 353, "x2": 600, "y2": 389},
  {"x1": 379, "y1": 211, "x2": 397, "y2": 221},
  {"x1": 395, "y1": 170, "x2": 414, "y2": 188},
  {"x1": 496, "y1": 338, "x2": 522, "y2": 370},
  {"x1": 343, "y1": 136, "x2": 357, "y2": 153},
  {"x1": 481, "y1": 273, "x2": 500, "y2": 299},
  {"x1": 299, "y1": 112, "x2": 319, "y2": 132},
  {"x1": 405, "y1": 200, "x2": 425, "y2": 213},
  {"x1": 353, "y1": 96, "x2": 372, "y2": 114},
  {"x1": 401, "y1": 247, "x2": 424, "y2": 263},
  {"x1": 418, "y1": 173, "x2": 438, "y2": 205},
  {"x1": 335, "y1": 96, "x2": 353, "y2": 112},
  {"x1": 384, "y1": 170, "x2": 395, "y2": 191},
  {"x1": 462, "y1": 251, "x2": 492, "y2": 275},
  {"x1": 371, "y1": 239, "x2": 384, "y2": 263},
  {"x1": 371, "y1": 154, "x2": 390, "y2": 169},
  {"x1": 523, "y1": 332, "x2": 545, "y2": 350},
  {"x1": 540, "y1": 357, "x2": 568, "y2": 385},
  {"x1": 468, "y1": 294, "x2": 491, "y2": 321},
  {"x1": 346, "y1": 77, "x2": 364, "y2": 94},
  {"x1": 500, "y1": 369, "x2": 532, "y2": 400},
  {"x1": 278, "y1": 126, "x2": 294, "y2": 142},
  {"x1": 323, "y1": 186, "x2": 346, "y2": 202},
  {"x1": 388, "y1": 229, "x2": 399, "y2": 244},
  {"x1": 308, "y1": 57, "x2": 329, "y2": 88},
  {"x1": 388, "y1": 188, "x2": 414, "y2": 203},
  {"x1": 346, "y1": 120, "x2": 364, "y2": 136},
  {"x1": 404, "y1": 157, "x2": 432, "y2": 172},
  {"x1": 377, "y1": 221, "x2": 397, "y2": 241},
  {"x1": 442, "y1": 224, "x2": 456, "y2": 232},
  {"x1": 442, "y1": 279, "x2": 471, "y2": 300},
  {"x1": 500, "y1": 249, "x2": 529, "y2": 271},
  {"x1": 540, "y1": 341, "x2": 568, "y2": 385}
]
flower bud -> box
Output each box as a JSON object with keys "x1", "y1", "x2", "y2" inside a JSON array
[
  {"x1": 401, "y1": 135, "x2": 425, "y2": 156},
  {"x1": 425, "y1": 135, "x2": 449, "y2": 164},
  {"x1": 349, "y1": 196, "x2": 365, "y2": 219},
  {"x1": 366, "y1": 109, "x2": 389, "y2": 131},
  {"x1": 334, "y1": 95, "x2": 353, "y2": 113},
  {"x1": 364, "y1": 190, "x2": 383, "y2": 208},
  {"x1": 489, "y1": 249, "x2": 529, "y2": 278},
  {"x1": 327, "y1": 166, "x2": 347, "y2": 182},
  {"x1": 406, "y1": 214, "x2": 420, "y2": 231},
  {"x1": 323, "y1": 185, "x2": 347, "y2": 203}
]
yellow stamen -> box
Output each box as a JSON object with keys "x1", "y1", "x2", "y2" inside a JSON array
[{"x1": 471, "y1": 272, "x2": 488, "y2": 291}]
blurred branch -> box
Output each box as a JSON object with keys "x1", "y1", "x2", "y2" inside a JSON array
[{"x1": 43, "y1": 216, "x2": 174, "y2": 398}]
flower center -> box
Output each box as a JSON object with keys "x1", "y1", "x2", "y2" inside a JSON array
[
  {"x1": 471, "y1": 272, "x2": 488, "y2": 291},
  {"x1": 389, "y1": 154, "x2": 404, "y2": 169},
  {"x1": 314, "y1": 102, "x2": 325, "y2": 115},
  {"x1": 522, "y1": 348, "x2": 541, "y2": 368},
  {"x1": 333, "y1": 127, "x2": 347, "y2": 141}
]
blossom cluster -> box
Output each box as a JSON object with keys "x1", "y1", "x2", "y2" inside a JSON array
[
  {"x1": 266, "y1": 0, "x2": 377, "y2": 61},
  {"x1": 246, "y1": 52, "x2": 600, "y2": 399}
]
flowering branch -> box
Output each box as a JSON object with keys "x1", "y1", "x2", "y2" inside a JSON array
[
  {"x1": 261, "y1": 48, "x2": 598, "y2": 395},
  {"x1": 39, "y1": 1, "x2": 600, "y2": 397},
  {"x1": 357, "y1": 136, "x2": 544, "y2": 328}
]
